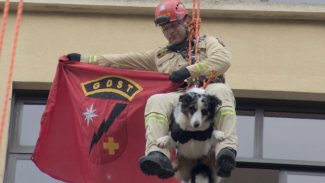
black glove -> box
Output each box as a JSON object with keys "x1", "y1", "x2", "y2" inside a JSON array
[
  {"x1": 66, "y1": 53, "x2": 81, "y2": 61},
  {"x1": 216, "y1": 147, "x2": 236, "y2": 177},
  {"x1": 169, "y1": 68, "x2": 191, "y2": 83}
]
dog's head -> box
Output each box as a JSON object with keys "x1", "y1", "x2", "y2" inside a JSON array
[{"x1": 178, "y1": 88, "x2": 222, "y2": 129}]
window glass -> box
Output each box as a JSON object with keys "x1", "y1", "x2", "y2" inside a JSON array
[
  {"x1": 237, "y1": 115, "x2": 255, "y2": 158},
  {"x1": 19, "y1": 104, "x2": 45, "y2": 146},
  {"x1": 14, "y1": 160, "x2": 63, "y2": 183},
  {"x1": 283, "y1": 171, "x2": 325, "y2": 183},
  {"x1": 263, "y1": 116, "x2": 325, "y2": 162}
]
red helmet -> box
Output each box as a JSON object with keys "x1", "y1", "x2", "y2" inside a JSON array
[{"x1": 154, "y1": 0, "x2": 189, "y2": 26}]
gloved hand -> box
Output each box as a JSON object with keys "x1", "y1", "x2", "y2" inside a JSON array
[
  {"x1": 66, "y1": 53, "x2": 81, "y2": 61},
  {"x1": 216, "y1": 147, "x2": 236, "y2": 177},
  {"x1": 169, "y1": 68, "x2": 190, "y2": 83}
]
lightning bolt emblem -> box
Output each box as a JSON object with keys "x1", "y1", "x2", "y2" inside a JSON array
[{"x1": 89, "y1": 103, "x2": 127, "y2": 154}]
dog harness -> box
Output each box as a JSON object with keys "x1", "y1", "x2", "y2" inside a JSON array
[{"x1": 170, "y1": 122, "x2": 214, "y2": 144}]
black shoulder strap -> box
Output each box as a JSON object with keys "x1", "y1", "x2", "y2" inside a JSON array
[{"x1": 170, "y1": 122, "x2": 214, "y2": 144}]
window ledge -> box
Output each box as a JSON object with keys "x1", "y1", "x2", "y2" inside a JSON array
[{"x1": 1, "y1": 0, "x2": 325, "y2": 21}]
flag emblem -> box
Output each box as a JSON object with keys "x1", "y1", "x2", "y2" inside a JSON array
[{"x1": 103, "y1": 137, "x2": 119, "y2": 155}]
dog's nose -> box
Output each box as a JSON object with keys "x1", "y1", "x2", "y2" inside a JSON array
[{"x1": 193, "y1": 122, "x2": 200, "y2": 128}]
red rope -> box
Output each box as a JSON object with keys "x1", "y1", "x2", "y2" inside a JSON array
[
  {"x1": 187, "y1": 0, "x2": 201, "y2": 89},
  {"x1": 203, "y1": 70, "x2": 218, "y2": 89},
  {"x1": 0, "y1": 0, "x2": 10, "y2": 58},
  {"x1": 0, "y1": 0, "x2": 24, "y2": 147},
  {"x1": 194, "y1": 0, "x2": 201, "y2": 64},
  {"x1": 187, "y1": 0, "x2": 218, "y2": 89},
  {"x1": 188, "y1": 0, "x2": 201, "y2": 66}
]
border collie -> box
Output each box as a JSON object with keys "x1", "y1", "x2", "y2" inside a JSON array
[{"x1": 157, "y1": 88, "x2": 225, "y2": 183}]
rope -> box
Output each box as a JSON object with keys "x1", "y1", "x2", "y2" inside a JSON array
[
  {"x1": 0, "y1": 0, "x2": 24, "y2": 148},
  {"x1": 0, "y1": 0, "x2": 10, "y2": 58},
  {"x1": 187, "y1": 0, "x2": 201, "y2": 67},
  {"x1": 203, "y1": 70, "x2": 218, "y2": 89},
  {"x1": 187, "y1": 0, "x2": 219, "y2": 89},
  {"x1": 194, "y1": 0, "x2": 201, "y2": 64}
]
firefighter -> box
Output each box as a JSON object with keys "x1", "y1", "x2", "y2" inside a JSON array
[{"x1": 67, "y1": 0, "x2": 237, "y2": 179}]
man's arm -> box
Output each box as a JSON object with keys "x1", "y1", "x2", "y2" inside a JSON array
[
  {"x1": 185, "y1": 36, "x2": 231, "y2": 78},
  {"x1": 79, "y1": 49, "x2": 158, "y2": 71}
]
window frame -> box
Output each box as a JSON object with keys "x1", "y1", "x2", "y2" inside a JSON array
[
  {"x1": 9, "y1": 98, "x2": 47, "y2": 154},
  {"x1": 5, "y1": 91, "x2": 325, "y2": 182},
  {"x1": 236, "y1": 98, "x2": 325, "y2": 172},
  {"x1": 5, "y1": 154, "x2": 32, "y2": 183},
  {"x1": 236, "y1": 110, "x2": 256, "y2": 158},
  {"x1": 5, "y1": 90, "x2": 49, "y2": 183},
  {"x1": 279, "y1": 171, "x2": 325, "y2": 183}
]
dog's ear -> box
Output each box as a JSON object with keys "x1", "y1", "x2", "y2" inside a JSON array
[
  {"x1": 207, "y1": 95, "x2": 222, "y2": 109},
  {"x1": 179, "y1": 93, "x2": 193, "y2": 106}
]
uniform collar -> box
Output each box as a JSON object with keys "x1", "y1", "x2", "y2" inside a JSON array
[
  {"x1": 166, "y1": 35, "x2": 206, "y2": 52},
  {"x1": 167, "y1": 38, "x2": 189, "y2": 52}
]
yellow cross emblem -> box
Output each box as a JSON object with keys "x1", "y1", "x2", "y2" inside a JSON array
[{"x1": 103, "y1": 137, "x2": 119, "y2": 155}]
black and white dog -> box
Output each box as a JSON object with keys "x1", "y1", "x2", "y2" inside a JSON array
[{"x1": 157, "y1": 88, "x2": 225, "y2": 183}]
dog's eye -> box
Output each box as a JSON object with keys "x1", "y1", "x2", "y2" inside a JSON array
[{"x1": 201, "y1": 109, "x2": 208, "y2": 115}]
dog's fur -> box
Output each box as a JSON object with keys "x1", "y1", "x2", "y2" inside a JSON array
[{"x1": 157, "y1": 88, "x2": 225, "y2": 183}]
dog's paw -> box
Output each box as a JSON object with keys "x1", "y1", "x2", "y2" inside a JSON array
[
  {"x1": 213, "y1": 130, "x2": 225, "y2": 142},
  {"x1": 156, "y1": 136, "x2": 172, "y2": 149}
]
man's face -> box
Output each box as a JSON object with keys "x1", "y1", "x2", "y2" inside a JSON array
[{"x1": 161, "y1": 20, "x2": 188, "y2": 45}]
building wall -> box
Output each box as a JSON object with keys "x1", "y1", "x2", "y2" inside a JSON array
[{"x1": 0, "y1": 0, "x2": 325, "y2": 181}]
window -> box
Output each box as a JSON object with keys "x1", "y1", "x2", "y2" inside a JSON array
[
  {"x1": 6, "y1": 154, "x2": 63, "y2": 183},
  {"x1": 5, "y1": 91, "x2": 325, "y2": 183},
  {"x1": 5, "y1": 90, "x2": 63, "y2": 183},
  {"x1": 263, "y1": 114, "x2": 325, "y2": 162},
  {"x1": 236, "y1": 98, "x2": 325, "y2": 172},
  {"x1": 237, "y1": 112, "x2": 255, "y2": 158}
]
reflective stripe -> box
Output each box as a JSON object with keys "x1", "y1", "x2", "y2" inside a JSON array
[
  {"x1": 194, "y1": 63, "x2": 207, "y2": 74},
  {"x1": 221, "y1": 111, "x2": 236, "y2": 116},
  {"x1": 220, "y1": 108, "x2": 236, "y2": 116},
  {"x1": 201, "y1": 62, "x2": 207, "y2": 72},
  {"x1": 200, "y1": 62, "x2": 207, "y2": 73},
  {"x1": 194, "y1": 64, "x2": 200, "y2": 72},
  {"x1": 145, "y1": 113, "x2": 168, "y2": 128},
  {"x1": 88, "y1": 55, "x2": 97, "y2": 64},
  {"x1": 215, "y1": 107, "x2": 236, "y2": 124},
  {"x1": 88, "y1": 56, "x2": 91, "y2": 64},
  {"x1": 145, "y1": 113, "x2": 168, "y2": 122}
]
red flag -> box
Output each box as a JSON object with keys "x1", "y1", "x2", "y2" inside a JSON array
[{"x1": 32, "y1": 57, "x2": 179, "y2": 183}]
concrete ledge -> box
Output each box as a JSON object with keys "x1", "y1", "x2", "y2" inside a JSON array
[
  {"x1": 11, "y1": 82, "x2": 325, "y2": 102},
  {"x1": 13, "y1": 81, "x2": 51, "y2": 90},
  {"x1": 1, "y1": 0, "x2": 325, "y2": 21},
  {"x1": 234, "y1": 89, "x2": 325, "y2": 102}
]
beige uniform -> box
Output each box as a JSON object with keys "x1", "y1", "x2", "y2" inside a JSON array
[{"x1": 81, "y1": 35, "x2": 238, "y2": 158}]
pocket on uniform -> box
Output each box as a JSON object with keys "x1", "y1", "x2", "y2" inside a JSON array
[{"x1": 156, "y1": 54, "x2": 175, "y2": 67}]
